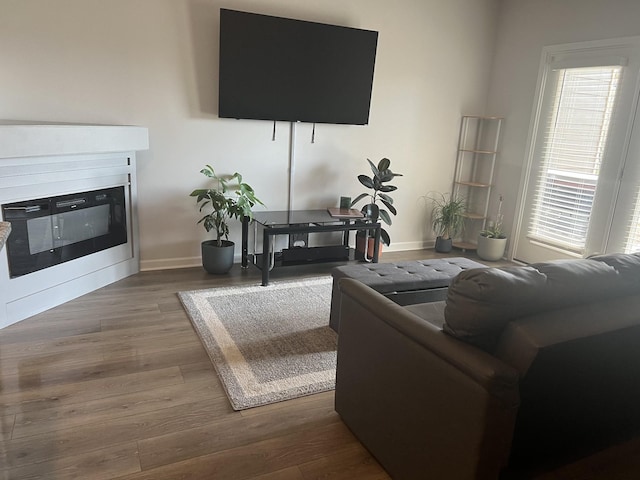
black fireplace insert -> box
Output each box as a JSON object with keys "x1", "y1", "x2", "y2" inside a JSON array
[{"x1": 2, "y1": 186, "x2": 128, "y2": 278}]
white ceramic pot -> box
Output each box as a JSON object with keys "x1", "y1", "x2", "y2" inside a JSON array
[{"x1": 477, "y1": 235, "x2": 507, "y2": 261}]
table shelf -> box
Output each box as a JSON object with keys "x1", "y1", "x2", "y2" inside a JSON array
[{"x1": 242, "y1": 210, "x2": 381, "y2": 285}]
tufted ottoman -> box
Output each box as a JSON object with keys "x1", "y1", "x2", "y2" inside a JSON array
[{"x1": 329, "y1": 257, "x2": 486, "y2": 332}]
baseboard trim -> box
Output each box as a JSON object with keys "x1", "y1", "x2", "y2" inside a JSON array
[
  {"x1": 140, "y1": 241, "x2": 436, "y2": 272},
  {"x1": 140, "y1": 256, "x2": 202, "y2": 272}
]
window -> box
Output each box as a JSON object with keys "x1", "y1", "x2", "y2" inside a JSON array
[
  {"x1": 529, "y1": 66, "x2": 620, "y2": 253},
  {"x1": 514, "y1": 37, "x2": 640, "y2": 264}
]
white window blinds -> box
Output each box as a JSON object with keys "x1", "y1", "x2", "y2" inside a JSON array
[{"x1": 528, "y1": 66, "x2": 621, "y2": 253}]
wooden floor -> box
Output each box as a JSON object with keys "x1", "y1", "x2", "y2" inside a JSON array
[{"x1": 0, "y1": 249, "x2": 638, "y2": 479}]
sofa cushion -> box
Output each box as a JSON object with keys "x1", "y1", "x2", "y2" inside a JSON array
[
  {"x1": 589, "y1": 252, "x2": 640, "y2": 289},
  {"x1": 443, "y1": 256, "x2": 638, "y2": 350}
]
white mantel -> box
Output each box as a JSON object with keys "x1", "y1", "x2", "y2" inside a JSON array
[
  {"x1": 0, "y1": 123, "x2": 149, "y2": 329},
  {"x1": 0, "y1": 122, "x2": 148, "y2": 159}
]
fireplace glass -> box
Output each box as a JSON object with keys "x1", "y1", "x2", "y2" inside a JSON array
[{"x1": 2, "y1": 186, "x2": 128, "y2": 278}]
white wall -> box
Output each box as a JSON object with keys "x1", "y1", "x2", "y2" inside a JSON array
[
  {"x1": 0, "y1": 0, "x2": 499, "y2": 270},
  {"x1": 487, "y1": 0, "x2": 640, "y2": 259}
]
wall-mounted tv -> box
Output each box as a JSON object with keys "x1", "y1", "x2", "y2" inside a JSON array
[{"x1": 218, "y1": 9, "x2": 378, "y2": 125}]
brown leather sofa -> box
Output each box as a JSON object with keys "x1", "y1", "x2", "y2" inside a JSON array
[{"x1": 334, "y1": 253, "x2": 640, "y2": 479}]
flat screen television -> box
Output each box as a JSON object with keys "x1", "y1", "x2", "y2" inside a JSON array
[{"x1": 218, "y1": 9, "x2": 378, "y2": 125}]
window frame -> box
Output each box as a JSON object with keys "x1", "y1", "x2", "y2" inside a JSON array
[{"x1": 512, "y1": 36, "x2": 640, "y2": 263}]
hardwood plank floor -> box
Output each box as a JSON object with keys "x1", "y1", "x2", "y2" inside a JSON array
[{"x1": 0, "y1": 249, "x2": 638, "y2": 479}]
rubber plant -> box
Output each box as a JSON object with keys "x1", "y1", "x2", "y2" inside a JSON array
[{"x1": 351, "y1": 157, "x2": 403, "y2": 246}]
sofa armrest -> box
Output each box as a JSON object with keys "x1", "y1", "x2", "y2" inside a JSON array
[
  {"x1": 339, "y1": 278, "x2": 520, "y2": 396},
  {"x1": 335, "y1": 278, "x2": 520, "y2": 480}
]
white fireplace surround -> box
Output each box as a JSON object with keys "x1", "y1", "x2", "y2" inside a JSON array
[{"x1": 0, "y1": 123, "x2": 149, "y2": 329}]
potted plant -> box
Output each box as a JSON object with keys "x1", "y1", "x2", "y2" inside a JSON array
[
  {"x1": 351, "y1": 157, "x2": 403, "y2": 259},
  {"x1": 430, "y1": 193, "x2": 466, "y2": 253},
  {"x1": 190, "y1": 165, "x2": 263, "y2": 274},
  {"x1": 477, "y1": 195, "x2": 507, "y2": 261}
]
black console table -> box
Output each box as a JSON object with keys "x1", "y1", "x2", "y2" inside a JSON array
[{"x1": 242, "y1": 209, "x2": 381, "y2": 286}]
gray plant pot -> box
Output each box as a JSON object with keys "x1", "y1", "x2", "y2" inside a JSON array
[
  {"x1": 201, "y1": 240, "x2": 235, "y2": 274},
  {"x1": 477, "y1": 235, "x2": 507, "y2": 261},
  {"x1": 435, "y1": 236, "x2": 453, "y2": 253}
]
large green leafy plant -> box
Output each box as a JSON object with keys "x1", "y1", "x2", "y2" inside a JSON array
[
  {"x1": 190, "y1": 165, "x2": 263, "y2": 247},
  {"x1": 351, "y1": 157, "x2": 403, "y2": 246}
]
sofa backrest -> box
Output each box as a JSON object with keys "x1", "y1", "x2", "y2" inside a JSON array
[
  {"x1": 500, "y1": 293, "x2": 640, "y2": 468},
  {"x1": 443, "y1": 252, "x2": 640, "y2": 351}
]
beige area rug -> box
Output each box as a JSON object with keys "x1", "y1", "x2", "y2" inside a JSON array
[{"x1": 178, "y1": 276, "x2": 337, "y2": 410}]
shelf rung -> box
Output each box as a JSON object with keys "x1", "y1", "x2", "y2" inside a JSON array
[
  {"x1": 462, "y1": 115, "x2": 504, "y2": 120},
  {"x1": 459, "y1": 149, "x2": 498, "y2": 154},
  {"x1": 455, "y1": 181, "x2": 491, "y2": 188},
  {"x1": 462, "y1": 213, "x2": 486, "y2": 220}
]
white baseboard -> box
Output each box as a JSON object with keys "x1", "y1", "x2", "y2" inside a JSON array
[
  {"x1": 385, "y1": 240, "x2": 434, "y2": 251},
  {"x1": 140, "y1": 240, "x2": 437, "y2": 272},
  {"x1": 140, "y1": 256, "x2": 202, "y2": 271}
]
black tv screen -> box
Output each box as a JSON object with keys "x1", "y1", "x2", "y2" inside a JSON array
[{"x1": 218, "y1": 9, "x2": 378, "y2": 125}]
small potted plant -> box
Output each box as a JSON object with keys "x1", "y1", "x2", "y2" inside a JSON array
[
  {"x1": 351, "y1": 157, "x2": 403, "y2": 259},
  {"x1": 477, "y1": 195, "x2": 507, "y2": 261},
  {"x1": 190, "y1": 165, "x2": 263, "y2": 274},
  {"x1": 430, "y1": 193, "x2": 466, "y2": 253}
]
